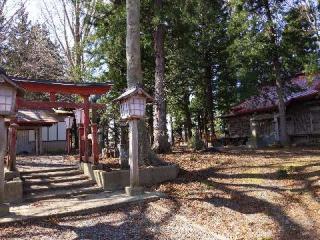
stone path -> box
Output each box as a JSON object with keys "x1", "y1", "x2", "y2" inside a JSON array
[
  {"x1": 0, "y1": 155, "x2": 160, "y2": 225},
  {"x1": 0, "y1": 191, "x2": 160, "y2": 224}
]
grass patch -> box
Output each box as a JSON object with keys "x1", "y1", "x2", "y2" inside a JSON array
[
  {"x1": 276, "y1": 164, "x2": 300, "y2": 179},
  {"x1": 276, "y1": 168, "x2": 289, "y2": 179}
]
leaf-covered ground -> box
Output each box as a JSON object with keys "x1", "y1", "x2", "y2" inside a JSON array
[
  {"x1": 6, "y1": 148, "x2": 320, "y2": 239},
  {"x1": 150, "y1": 147, "x2": 320, "y2": 240}
]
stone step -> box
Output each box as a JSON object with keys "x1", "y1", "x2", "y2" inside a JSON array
[
  {"x1": 21, "y1": 166, "x2": 79, "y2": 175},
  {"x1": 23, "y1": 186, "x2": 104, "y2": 202},
  {"x1": 24, "y1": 179, "x2": 96, "y2": 194},
  {"x1": 23, "y1": 175, "x2": 89, "y2": 186},
  {"x1": 21, "y1": 169, "x2": 83, "y2": 179}
]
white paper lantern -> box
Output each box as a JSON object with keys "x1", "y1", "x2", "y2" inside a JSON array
[
  {"x1": 0, "y1": 68, "x2": 23, "y2": 116},
  {"x1": 120, "y1": 96, "x2": 146, "y2": 120},
  {"x1": 64, "y1": 116, "x2": 74, "y2": 129},
  {"x1": 0, "y1": 86, "x2": 15, "y2": 113},
  {"x1": 115, "y1": 87, "x2": 153, "y2": 121},
  {"x1": 74, "y1": 109, "x2": 84, "y2": 125}
]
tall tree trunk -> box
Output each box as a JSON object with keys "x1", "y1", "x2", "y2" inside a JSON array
[
  {"x1": 126, "y1": 0, "x2": 160, "y2": 165},
  {"x1": 152, "y1": 0, "x2": 170, "y2": 153},
  {"x1": 264, "y1": 0, "x2": 289, "y2": 146},
  {"x1": 205, "y1": 63, "x2": 215, "y2": 146},
  {"x1": 113, "y1": 119, "x2": 119, "y2": 157},
  {"x1": 183, "y1": 93, "x2": 192, "y2": 141},
  {"x1": 74, "y1": 1, "x2": 82, "y2": 81},
  {"x1": 119, "y1": 124, "x2": 129, "y2": 168}
]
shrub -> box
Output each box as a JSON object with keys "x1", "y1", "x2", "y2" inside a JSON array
[{"x1": 188, "y1": 134, "x2": 205, "y2": 151}]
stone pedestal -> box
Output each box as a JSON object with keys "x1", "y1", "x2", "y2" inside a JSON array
[
  {"x1": 0, "y1": 203, "x2": 9, "y2": 217},
  {"x1": 5, "y1": 170, "x2": 20, "y2": 181},
  {"x1": 125, "y1": 186, "x2": 144, "y2": 196},
  {"x1": 0, "y1": 117, "x2": 9, "y2": 214}
]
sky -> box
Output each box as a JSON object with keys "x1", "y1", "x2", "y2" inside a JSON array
[
  {"x1": 5, "y1": 0, "x2": 49, "y2": 24},
  {"x1": 27, "y1": 0, "x2": 44, "y2": 23}
]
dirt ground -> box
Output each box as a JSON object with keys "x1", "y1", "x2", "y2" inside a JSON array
[
  {"x1": 3, "y1": 148, "x2": 320, "y2": 240},
  {"x1": 150, "y1": 147, "x2": 320, "y2": 240}
]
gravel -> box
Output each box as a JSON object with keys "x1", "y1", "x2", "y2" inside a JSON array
[
  {"x1": 16, "y1": 155, "x2": 77, "y2": 172},
  {"x1": 0, "y1": 203, "x2": 223, "y2": 240}
]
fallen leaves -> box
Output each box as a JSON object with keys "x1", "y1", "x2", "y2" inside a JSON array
[{"x1": 151, "y1": 147, "x2": 320, "y2": 240}]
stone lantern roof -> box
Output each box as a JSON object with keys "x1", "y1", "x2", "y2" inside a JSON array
[
  {"x1": 115, "y1": 86, "x2": 154, "y2": 103},
  {"x1": 0, "y1": 67, "x2": 24, "y2": 96}
]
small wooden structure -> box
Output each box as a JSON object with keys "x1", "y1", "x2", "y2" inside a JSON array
[
  {"x1": 223, "y1": 74, "x2": 320, "y2": 147},
  {"x1": 7, "y1": 109, "x2": 71, "y2": 156},
  {"x1": 6, "y1": 76, "x2": 112, "y2": 166}
]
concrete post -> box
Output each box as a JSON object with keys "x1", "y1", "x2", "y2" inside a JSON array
[
  {"x1": 125, "y1": 119, "x2": 143, "y2": 196},
  {"x1": 0, "y1": 117, "x2": 9, "y2": 216}
]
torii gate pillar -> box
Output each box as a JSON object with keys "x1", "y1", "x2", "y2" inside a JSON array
[{"x1": 83, "y1": 96, "x2": 90, "y2": 162}]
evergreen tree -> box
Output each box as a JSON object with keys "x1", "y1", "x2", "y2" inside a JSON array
[{"x1": 2, "y1": 9, "x2": 65, "y2": 79}]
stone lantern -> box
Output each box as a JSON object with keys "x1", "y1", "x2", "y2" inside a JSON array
[
  {"x1": 0, "y1": 68, "x2": 23, "y2": 216},
  {"x1": 115, "y1": 86, "x2": 153, "y2": 196}
]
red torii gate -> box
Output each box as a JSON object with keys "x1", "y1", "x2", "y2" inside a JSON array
[{"x1": 11, "y1": 77, "x2": 112, "y2": 164}]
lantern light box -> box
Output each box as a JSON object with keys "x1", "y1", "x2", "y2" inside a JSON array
[
  {"x1": 0, "y1": 67, "x2": 23, "y2": 116},
  {"x1": 0, "y1": 87, "x2": 14, "y2": 112},
  {"x1": 74, "y1": 109, "x2": 84, "y2": 125},
  {"x1": 64, "y1": 116, "x2": 74, "y2": 129},
  {"x1": 115, "y1": 87, "x2": 153, "y2": 120}
]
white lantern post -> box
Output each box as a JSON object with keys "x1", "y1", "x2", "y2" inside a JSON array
[
  {"x1": 0, "y1": 68, "x2": 23, "y2": 216},
  {"x1": 115, "y1": 87, "x2": 153, "y2": 196}
]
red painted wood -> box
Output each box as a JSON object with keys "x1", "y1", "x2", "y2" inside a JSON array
[
  {"x1": 49, "y1": 93, "x2": 56, "y2": 102},
  {"x1": 83, "y1": 96, "x2": 90, "y2": 163},
  {"x1": 79, "y1": 125, "x2": 84, "y2": 162},
  {"x1": 16, "y1": 98, "x2": 106, "y2": 110},
  {"x1": 66, "y1": 129, "x2": 71, "y2": 155},
  {"x1": 91, "y1": 123, "x2": 99, "y2": 164},
  {"x1": 15, "y1": 81, "x2": 111, "y2": 95}
]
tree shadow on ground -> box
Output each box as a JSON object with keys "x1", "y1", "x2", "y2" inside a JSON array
[
  {"x1": 166, "y1": 162, "x2": 320, "y2": 240},
  {"x1": 0, "y1": 199, "x2": 183, "y2": 240}
]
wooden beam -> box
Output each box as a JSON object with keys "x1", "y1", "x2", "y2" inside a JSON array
[
  {"x1": 16, "y1": 98, "x2": 106, "y2": 110},
  {"x1": 91, "y1": 124, "x2": 99, "y2": 164},
  {"x1": 14, "y1": 81, "x2": 111, "y2": 95}
]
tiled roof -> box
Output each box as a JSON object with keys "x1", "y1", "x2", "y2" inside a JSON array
[
  {"x1": 227, "y1": 74, "x2": 320, "y2": 116},
  {"x1": 16, "y1": 110, "x2": 59, "y2": 125},
  {"x1": 11, "y1": 77, "x2": 112, "y2": 87}
]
